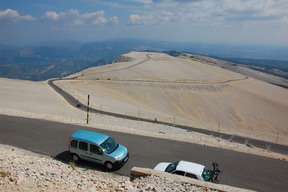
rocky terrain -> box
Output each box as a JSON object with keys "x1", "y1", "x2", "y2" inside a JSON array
[
  {"x1": 60, "y1": 52, "x2": 288, "y2": 145},
  {"x1": 1, "y1": 51, "x2": 287, "y2": 191},
  {"x1": 0, "y1": 144, "x2": 217, "y2": 192}
]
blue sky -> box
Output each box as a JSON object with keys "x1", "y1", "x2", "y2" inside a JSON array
[{"x1": 1, "y1": 0, "x2": 288, "y2": 46}]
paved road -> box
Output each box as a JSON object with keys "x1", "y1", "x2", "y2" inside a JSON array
[
  {"x1": 48, "y1": 79, "x2": 288, "y2": 155},
  {"x1": 0, "y1": 115, "x2": 288, "y2": 192}
]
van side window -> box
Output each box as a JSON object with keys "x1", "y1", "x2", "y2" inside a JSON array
[
  {"x1": 79, "y1": 141, "x2": 88, "y2": 151},
  {"x1": 185, "y1": 173, "x2": 197, "y2": 179},
  {"x1": 90, "y1": 144, "x2": 102, "y2": 155},
  {"x1": 173, "y1": 171, "x2": 185, "y2": 176},
  {"x1": 70, "y1": 140, "x2": 78, "y2": 148}
]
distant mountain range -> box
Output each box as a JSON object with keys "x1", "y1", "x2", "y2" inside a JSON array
[
  {"x1": 0, "y1": 38, "x2": 287, "y2": 81},
  {"x1": 214, "y1": 57, "x2": 288, "y2": 79}
]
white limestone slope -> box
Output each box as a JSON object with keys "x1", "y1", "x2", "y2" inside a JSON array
[{"x1": 58, "y1": 51, "x2": 288, "y2": 144}]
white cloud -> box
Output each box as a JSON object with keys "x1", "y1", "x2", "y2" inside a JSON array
[
  {"x1": 109, "y1": 16, "x2": 119, "y2": 24},
  {"x1": 162, "y1": 0, "x2": 288, "y2": 26},
  {"x1": 129, "y1": 14, "x2": 144, "y2": 24},
  {"x1": 41, "y1": 9, "x2": 117, "y2": 26},
  {"x1": 0, "y1": 9, "x2": 36, "y2": 24},
  {"x1": 130, "y1": 0, "x2": 288, "y2": 25},
  {"x1": 43, "y1": 11, "x2": 59, "y2": 21},
  {"x1": 133, "y1": 0, "x2": 153, "y2": 3},
  {"x1": 129, "y1": 11, "x2": 175, "y2": 25}
]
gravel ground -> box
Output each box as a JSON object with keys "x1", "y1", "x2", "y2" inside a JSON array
[
  {"x1": 0, "y1": 144, "x2": 217, "y2": 192},
  {"x1": 1, "y1": 52, "x2": 287, "y2": 191}
]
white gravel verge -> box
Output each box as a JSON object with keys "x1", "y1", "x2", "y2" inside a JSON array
[{"x1": 0, "y1": 144, "x2": 217, "y2": 192}]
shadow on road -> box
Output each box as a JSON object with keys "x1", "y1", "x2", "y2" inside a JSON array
[
  {"x1": 54, "y1": 151, "x2": 71, "y2": 163},
  {"x1": 53, "y1": 151, "x2": 119, "y2": 172}
]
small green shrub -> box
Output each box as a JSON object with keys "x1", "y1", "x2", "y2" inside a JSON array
[
  {"x1": 69, "y1": 161, "x2": 76, "y2": 170},
  {"x1": 0, "y1": 171, "x2": 11, "y2": 178}
]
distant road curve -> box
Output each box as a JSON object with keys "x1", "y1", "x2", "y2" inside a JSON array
[
  {"x1": 48, "y1": 78, "x2": 288, "y2": 155},
  {"x1": 47, "y1": 53, "x2": 287, "y2": 155},
  {"x1": 78, "y1": 76, "x2": 249, "y2": 85},
  {"x1": 71, "y1": 54, "x2": 152, "y2": 79},
  {"x1": 70, "y1": 53, "x2": 249, "y2": 85}
]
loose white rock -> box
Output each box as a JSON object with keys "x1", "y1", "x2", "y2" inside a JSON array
[{"x1": 0, "y1": 144, "x2": 217, "y2": 192}]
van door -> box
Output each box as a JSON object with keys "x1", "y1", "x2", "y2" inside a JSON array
[
  {"x1": 77, "y1": 142, "x2": 104, "y2": 163},
  {"x1": 77, "y1": 141, "x2": 90, "y2": 161},
  {"x1": 88, "y1": 144, "x2": 104, "y2": 163}
]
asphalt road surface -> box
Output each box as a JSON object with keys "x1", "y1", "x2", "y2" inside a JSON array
[
  {"x1": 48, "y1": 79, "x2": 288, "y2": 156},
  {"x1": 0, "y1": 114, "x2": 288, "y2": 192}
]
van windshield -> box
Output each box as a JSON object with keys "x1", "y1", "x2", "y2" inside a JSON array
[
  {"x1": 100, "y1": 137, "x2": 119, "y2": 154},
  {"x1": 165, "y1": 162, "x2": 179, "y2": 173}
]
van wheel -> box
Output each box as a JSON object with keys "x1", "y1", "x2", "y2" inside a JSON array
[
  {"x1": 72, "y1": 154, "x2": 80, "y2": 162},
  {"x1": 105, "y1": 161, "x2": 114, "y2": 170}
]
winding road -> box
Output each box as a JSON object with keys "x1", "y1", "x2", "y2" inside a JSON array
[
  {"x1": 0, "y1": 114, "x2": 288, "y2": 192},
  {"x1": 1, "y1": 53, "x2": 287, "y2": 191},
  {"x1": 48, "y1": 53, "x2": 288, "y2": 155}
]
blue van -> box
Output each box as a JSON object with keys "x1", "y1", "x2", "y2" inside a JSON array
[{"x1": 69, "y1": 130, "x2": 129, "y2": 170}]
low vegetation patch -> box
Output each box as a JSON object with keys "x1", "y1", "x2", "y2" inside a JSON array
[{"x1": 0, "y1": 171, "x2": 11, "y2": 178}]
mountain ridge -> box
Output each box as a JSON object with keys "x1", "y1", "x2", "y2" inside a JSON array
[{"x1": 0, "y1": 39, "x2": 288, "y2": 81}]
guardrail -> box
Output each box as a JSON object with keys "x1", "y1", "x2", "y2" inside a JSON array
[
  {"x1": 130, "y1": 167, "x2": 257, "y2": 192},
  {"x1": 48, "y1": 78, "x2": 288, "y2": 155}
]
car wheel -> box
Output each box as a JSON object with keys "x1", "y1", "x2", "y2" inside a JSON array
[
  {"x1": 72, "y1": 154, "x2": 80, "y2": 162},
  {"x1": 105, "y1": 161, "x2": 114, "y2": 170}
]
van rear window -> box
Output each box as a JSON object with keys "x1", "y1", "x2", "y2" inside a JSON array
[{"x1": 71, "y1": 140, "x2": 78, "y2": 148}]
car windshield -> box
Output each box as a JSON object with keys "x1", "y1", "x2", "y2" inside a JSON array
[
  {"x1": 165, "y1": 162, "x2": 179, "y2": 173},
  {"x1": 202, "y1": 167, "x2": 213, "y2": 181},
  {"x1": 100, "y1": 137, "x2": 119, "y2": 154}
]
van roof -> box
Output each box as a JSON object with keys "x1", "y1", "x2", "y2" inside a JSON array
[{"x1": 70, "y1": 130, "x2": 109, "y2": 145}]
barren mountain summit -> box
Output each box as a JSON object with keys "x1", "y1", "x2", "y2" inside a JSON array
[{"x1": 56, "y1": 51, "x2": 288, "y2": 143}]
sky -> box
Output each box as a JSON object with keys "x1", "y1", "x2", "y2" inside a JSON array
[{"x1": 1, "y1": 0, "x2": 288, "y2": 46}]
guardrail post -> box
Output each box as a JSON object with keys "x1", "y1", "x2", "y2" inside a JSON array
[
  {"x1": 276, "y1": 130, "x2": 279, "y2": 142},
  {"x1": 87, "y1": 95, "x2": 90, "y2": 124}
]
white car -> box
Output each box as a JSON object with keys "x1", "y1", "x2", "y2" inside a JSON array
[{"x1": 154, "y1": 160, "x2": 216, "y2": 182}]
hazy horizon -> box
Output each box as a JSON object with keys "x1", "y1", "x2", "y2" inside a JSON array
[
  {"x1": 1, "y1": 38, "x2": 288, "y2": 49},
  {"x1": 1, "y1": 0, "x2": 288, "y2": 46}
]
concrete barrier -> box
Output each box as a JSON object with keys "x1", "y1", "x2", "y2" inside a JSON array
[{"x1": 130, "y1": 167, "x2": 256, "y2": 192}]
